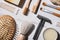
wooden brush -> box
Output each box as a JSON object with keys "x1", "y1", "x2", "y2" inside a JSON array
[
  {"x1": 42, "y1": 2, "x2": 60, "y2": 11},
  {"x1": 22, "y1": 0, "x2": 32, "y2": 15},
  {"x1": 17, "y1": 21, "x2": 35, "y2": 40},
  {"x1": 0, "y1": 15, "x2": 16, "y2": 40},
  {"x1": 31, "y1": 0, "x2": 41, "y2": 14},
  {"x1": 40, "y1": 8, "x2": 60, "y2": 17}
]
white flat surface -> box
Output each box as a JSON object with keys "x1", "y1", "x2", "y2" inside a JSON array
[{"x1": 0, "y1": 0, "x2": 60, "y2": 40}]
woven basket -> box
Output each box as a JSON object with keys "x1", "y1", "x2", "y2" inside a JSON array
[{"x1": 0, "y1": 15, "x2": 16, "y2": 40}]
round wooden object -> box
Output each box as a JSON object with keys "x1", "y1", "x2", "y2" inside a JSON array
[{"x1": 0, "y1": 15, "x2": 16, "y2": 40}]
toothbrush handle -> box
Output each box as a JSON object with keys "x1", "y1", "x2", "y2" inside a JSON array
[
  {"x1": 56, "y1": 7, "x2": 60, "y2": 10},
  {"x1": 46, "y1": 4, "x2": 60, "y2": 11},
  {"x1": 43, "y1": 2, "x2": 60, "y2": 11},
  {"x1": 22, "y1": 0, "x2": 32, "y2": 15},
  {"x1": 52, "y1": 13, "x2": 60, "y2": 17},
  {"x1": 31, "y1": 0, "x2": 41, "y2": 13}
]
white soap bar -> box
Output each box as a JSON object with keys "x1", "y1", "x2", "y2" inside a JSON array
[{"x1": 0, "y1": 3, "x2": 16, "y2": 13}]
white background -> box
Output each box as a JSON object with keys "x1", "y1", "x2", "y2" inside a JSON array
[{"x1": 0, "y1": 0, "x2": 60, "y2": 40}]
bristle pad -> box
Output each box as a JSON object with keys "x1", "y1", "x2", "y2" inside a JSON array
[
  {"x1": 0, "y1": 15, "x2": 16, "y2": 40},
  {"x1": 20, "y1": 21, "x2": 35, "y2": 35}
]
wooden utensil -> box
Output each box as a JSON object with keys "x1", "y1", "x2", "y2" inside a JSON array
[
  {"x1": 31, "y1": 0, "x2": 41, "y2": 14},
  {"x1": 40, "y1": 8, "x2": 60, "y2": 17},
  {"x1": 43, "y1": 2, "x2": 60, "y2": 11},
  {"x1": 22, "y1": 0, "x2": 32, "y2": 15}
]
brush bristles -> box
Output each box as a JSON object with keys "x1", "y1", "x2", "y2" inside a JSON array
[
  {"x1": 0, "y1": 15, "x2": 16, "y2": 40},
  {"x1": 20, "y1": 21, "x2": 35, "y2": 35}
]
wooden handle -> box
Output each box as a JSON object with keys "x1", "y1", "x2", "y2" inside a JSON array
[
  {"x1": 22, "y1": 0, "x2": 31, "y2": 15},
  {"x1": 52, "y1": 13, "x2": 60, "y2": 17},
  {"x1": 43, "y1": 2, "x2": 60, "y2": 11},
  {"x1": 31, "y1": 0, "x2": 41, "y2": 13},
  {"x1": 17, "y1": 34, "x2": 28, "y2": 40},
  {"x1": 56, "y1": 7, "x2": 60, "y2": 10}
]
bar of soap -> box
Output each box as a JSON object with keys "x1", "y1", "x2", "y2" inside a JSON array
[{"x1": 43, "y1": 28, "x2": 58, "y2": 40}]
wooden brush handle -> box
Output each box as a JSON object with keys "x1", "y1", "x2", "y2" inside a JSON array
[
  {"x1": 22, "y1": 0, "x2": 31, "y2": 15},
  {"x1": 56, "y1": 7, "x2": 60, "y2": 10},
  {"x1": 17, "y1": 34, "x2": 28, "y2": 40},
  {"x1": 32, "y1": 0, "x2": 41, "y2": 13},
  {"x1": 43, "y1": 2, "x2": 60, "y2": 11},
  {"x1": 52, "y1": 13, "x2": 60, "y2": 17}
]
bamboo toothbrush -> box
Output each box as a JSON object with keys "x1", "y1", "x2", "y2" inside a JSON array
[
  {"x1": 40, "y1": 8, "x2": 60, "y2": 17},
  {"x1": 17, "y1": 21, "x2": 35, "y2": 40},
  {"x1": 31, "y1": 0, "x2": 41, "y2": 14},
  {"x1": 42, "y1": 2, "x2": 60, "y2": 11},
  {"x1": 22, "y1": 0, "x2": 32, "y2": 15}
]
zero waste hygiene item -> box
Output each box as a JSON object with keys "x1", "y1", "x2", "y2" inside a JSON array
[
  {"x1": 42, "y1": 2, "x2": 60, "y2": 11},
  {"x1": 0, "y1": 15, "x2": 16, "y2": 40},
  {"x1": 0, "y1": 3, "x2": 16, "y2": 13},
  {"x1": 43, "y1": 28, "x2": 58, "y2": 40},
  {"x1": 22, "y1": 0, "x2": 32, "y2": 15},
  {"x1": 4, "y1": 0, "x2": 25, "y2": 8},
  {"x1": 17, "y1": 21, "x2": 35, "y2": 40},
  {"x1": 50, "y1": 0, "x2": 60, "y2": 6},
  {"x1": 33, "y1": 15, "x2": 52, "y2": 40},
  {"x1": 31, "y1": 0, "x2": 41, "y2": 14},
  {"x1": 40, "y1": 8, "x2": 60, "y2": 17}
]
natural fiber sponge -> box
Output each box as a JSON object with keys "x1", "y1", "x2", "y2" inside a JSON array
[{"x1": 0, "y1": 15, "x2": 16, "y2": 40}]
